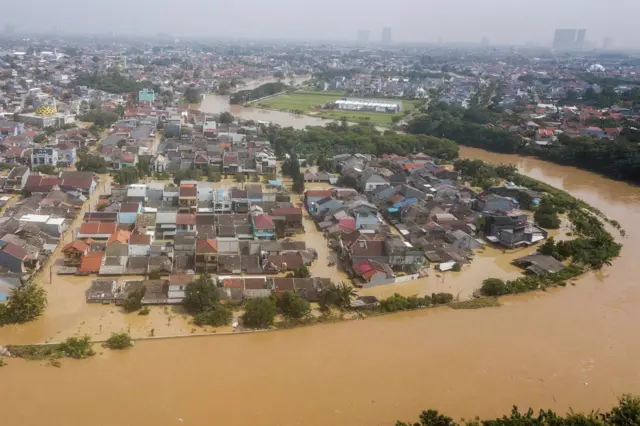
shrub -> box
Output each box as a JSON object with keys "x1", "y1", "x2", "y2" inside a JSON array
[
  {"x1": 480, "y1": 278, "x2": 508, "y2": 296},
  {"x1": 242, "y1": 297, "x2": 277, "y2": 329},
  {"x1": 193, "y1": 305, "x2": 233, "y2": 327},
  {"x1": 57, "y1": 336, "x2": 95, "y2": 359},
  {"x1": 105, "y1": 332, "x2": 134, "y2": 350},
  {"x1": 138, "y1": 306, "x2": 150, "y2": 315},
  {"x1": 431, "y1": 293, "x2": 454, "y2": 304},
  {"x1": 277, "y1": 292, "x2": 311, "y2": 320}
]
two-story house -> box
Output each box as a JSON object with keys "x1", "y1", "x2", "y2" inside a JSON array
[{"x1": 179, "y1": 184, "x2": 198, "y2": 211}]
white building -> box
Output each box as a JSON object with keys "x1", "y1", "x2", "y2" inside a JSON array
[
  {"x1": 334, "y1": 98, "x2": 402, "y2": 114},
  {"x1": 19, "y1": 214, "x2": 66, "y2": 237},
  {"x1": 31, "y1": 147, "x2": 59, "y2": 167}
]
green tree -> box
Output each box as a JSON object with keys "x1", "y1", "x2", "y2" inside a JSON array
[
  {"x1": 292, "y1": 174, "x2": 305, "y2": 193},
  {"x1": 33, "y1": 134, "x2": 48, "y2": 144},
  {"x1": 337, "y1": 175, "x2": 359, "y2": 190},
  {"x1": 193, "y1": 306, "x2": 233, "y2": 327},
  {"x1": 235, "y1": 172, "x2": 245, "y2": 183},
  {"x1": 58, "y1": 335, "x2": 95, "y2": 359},
  {"x1": 277, "y1": 291, "x2": 311, "y2": 320},
  {"x1": 105, "y1": 332, "x2": 134, "y2": 349},
  {"x1": 293, "y1": 265, "x2": 310, "y2": 278},
  {"x1": 242, "y1": 297, "x2": 277, "y2": 329},
  {"x1": 115, "y1": 166, "x2": 139, "y2": 185},
  {"x1": 480, "y1": 278, "x2": 508, "y2": 296},
  {"x1": 34, "y1": 164, "x2": 56, "y2": 175},
  {"x1": 123, "y1": 287, "x2": 146, "y2": 313},
  {"x1": 218, "y1": 112, "x2": 234, "y2": 124},
  {"x1": 4, "y1": 283, "x2": 47, "y2": 324},
  {"x1": 183, "y1": 273, "x2": 217, "y2": 314}
]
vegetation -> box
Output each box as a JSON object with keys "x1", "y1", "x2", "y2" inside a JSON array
[
  {"x1": 123, "y1": 287, "x2": 146, "y2": 313},
  {"x1": 184, "y1": 85, "x2": 202, "y2": 104},
  {"x1": 76, "y1": 152, "x2": 108, "y2": 174},
  {"x1": 396, "y1": 394, "x2": 640, "y2": 425},
  {"x1": 114, "y1": 166, "x2": 140, "y2": 185},
  {"x1": 0, "y1": 283, "x2": 47, "y2": 326},
  {"x1": 218, "y1": 112, "x2": 234, "y2": 123},
  {"x1": 33, "y1": 164, "x2": 56, "y2": 175},
  {"x1": 318, "y1": 282, "x2": 357, "y2": 311},
  {"x1": 138, "y1": 306, "x2": 150, "y2": 315},
  {"x1": 242, "y1": 297, "x2": 277, "y2": 329},
  {"x1": 281, "y1": 154, "x2": 305, "y2": 193},
  {"x1": 193, "y1": 307, "x2": 233, "y2": 327},
  {"x1": 448, "y1": 297, "x2": 501, "y2": 309},
  {"x1": 173, "y1": 168, "x2": 203, "y2": 184},
  {"x1": 8, "y1": 336, "x2": 95, "y2": 360},
  {"x1": 276, "y1": 291, "x2": 311, "y2": 321},
  {"x1": 230, "y1": 82, "x2": 287, "y2": 105},
  {"x1": 73, "y1": 72, "x2": 158, "y2": 98},
  {"x1": 76, "y1": 110, "x2": 119, "y2": 127},
  {"x1": 408, "y1": 101, "x2": 640, "y2": 185},
  {"x1": 266, "y1": 122, "x2": 458, "y2": 160},
  {"x1": 184, "y1": 274, "x2": 233, "y2": 327},
  {"x1": 534, "y1": 197, "x2": 561, "y2": 229},
  {"x1": 105, "y1": 332, "x2": 134, "y2": 349}
]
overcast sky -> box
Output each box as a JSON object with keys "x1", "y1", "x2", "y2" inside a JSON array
[{"x1": 1, "y1": 0, "x2": 637, "y2": 47}]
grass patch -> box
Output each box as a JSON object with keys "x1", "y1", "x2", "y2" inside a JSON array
[
  {"x1": 0, "y1": 357, "x2": 6, "y2": 367},
  {"x1": 257, "y1": 90, "x2": 422, "y2": 127},
  {"x1": 448, "y1": 297, "x2": 501, "y2": 310},
  {"x1": 7, "y1": 336, "x2": 95, "y2": 361}
]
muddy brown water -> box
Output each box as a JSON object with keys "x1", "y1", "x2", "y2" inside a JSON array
[{"x1": 2, "y1": 147, "x2": 640, "y2": 424}]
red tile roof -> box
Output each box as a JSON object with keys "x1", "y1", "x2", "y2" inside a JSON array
[
  {"x1": 179, "y1": 184, "x2": 197, "y2": 197},
  {"x1": 62, "y1": 240, "x2": 89, "y2": 253},
  {"x1": 253, "y1": 214, "x2": 274, "y2": 230},
  {"x1": 78, "y1": 252, "x2": 104, "y2": 273},
  {"x1": 195, "y1": 239, "x2": 217, "y2": 254},
  {"x1": 79, "y1": 222, "x2": 117, "y2": 236},
  {"x1": 176, "y1": 213, "x2": 196, "y2": 225},
  {"x1": 1, "y1": 241, "x2": 27, "y2": 260},
  {"x1": 306, "y1": 190, "x2": 332, "y2": 198},
  {"x1": 129, "y1": 234, "x2": 151, "y2": 245},
  {"x1": 108, "y1": 230, "x2": 131, "y2": 244}
]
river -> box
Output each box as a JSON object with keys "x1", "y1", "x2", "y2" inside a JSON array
[{"x1": 2, "y1": 109, "x2": 640, "y2": 425}]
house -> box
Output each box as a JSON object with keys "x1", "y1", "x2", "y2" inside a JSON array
[
  {"x1": 513, "y1": 254, "x2": 565, "y2": 275},
  {"x1": 252, "y1": 214, "x2": 275, "y2": 239},
  {"x1": 311, "y1": 197, "x2": 344, "y2": 217},
  {"x1": 486, "y1": 184, "x2": 541, "y2": 208},
  {"x1": 59, "y1": 171, "x2": 96, "y2": 195},
  {"x1": 176, "y1": 213, "x2": 196, "y2": 233},
  {"x1": 352, "y1": 259, "x2": 395, "y2": 287},
  {"x1": 195, "y1": 239, "x2": 217, "y2": 272},
  {"x1": 62, "y1": 240, "x2": 89, "y2": 266},
  {"x1": 0, "y1": 240, "x2": 38, "y2": 274},
  {"x1": 385, "y1": 237, "x2": 426, "y2": 268},
  {"x1": 156, "y1": 209, "x2": 177, "y2": 239},
  {"x1": 4, "y1": 166, "x2": 30, "y2": 192},
  {"x1": 129, "y1": 233, "x2": 152, "y2": 256},
  {"x1": 475, "y1": 194, "x2": 514, "y2": 212},
  {"x1": 360, "y1": 172, "x2": 388, "y2": 192},
  {"x1": 179, "y1": 184, "x2": 198, "y2": 210},
  {"x1": 77, "y1": 251, "x2": 104, "y2": 275},
  {"x1": 305, "y1": 189, "x2": 333, "y2": 211},
  {"x1": 118, "y1": 202, "x2": 142, "y2": 224},
  {"x1": 447, "y1": 230, "x2": 483, "y2": 250},
  {"x1": 354, "y1": 211, "x2": 378, "y2": 230},
  {"x1": 168, "y1": 273, "x2": 194, "y2": 302},
  {"x1": 77, "y1": 222, "x2": 117, "y2": 239},
  {"x1": 270, "y1": 207, "x2": 303, "y2": 231},
  {"x1": 23, "y1": 174, "x2": 62, "y2": 194}
]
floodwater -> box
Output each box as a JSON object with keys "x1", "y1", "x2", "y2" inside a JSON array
[{"x1": 3, "y1": 146, "x2": 640, "y2": 424}]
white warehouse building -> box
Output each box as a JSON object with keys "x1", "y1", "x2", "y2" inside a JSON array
[{"x1": 333, "y1": 98, "x2": 402, "y2": 114}]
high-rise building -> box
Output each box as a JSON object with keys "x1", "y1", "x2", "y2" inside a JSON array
[
  {"x1": 576, "y1": 29, "x2": 586, "y2": 50},
  {"x1": 603, "y1": 36, "x2": 613, "y2": 50},
  {"x1": 382, "y1": 27, "x2": 392, "y2": 43},
  {"x1": 553, "y1": 28, "x2": 587, "y2": 50},
  {"x1": 357, "y1": 29, "x2": 370, "y2": 43}
]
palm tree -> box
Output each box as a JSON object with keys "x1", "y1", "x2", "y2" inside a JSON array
[{"x1": 336, "y1": 282, "x2": 356, "y2": 309}]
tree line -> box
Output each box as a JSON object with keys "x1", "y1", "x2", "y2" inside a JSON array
[
  {"x1": 230, "y1": 82, "x2": 287, "y2": 105},
  {"x1": 265, "y1": 121, "x2": 459, "y2": 161},
  {"x1": 407, "y1": 102, "x2": 640, "y2": 184},
  {"x1": 396, "y1": 395, "x2": 640, "y2": 425}
]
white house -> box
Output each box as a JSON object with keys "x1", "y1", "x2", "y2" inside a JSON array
[
  {"x1": 31, "y1": 147, "x2": 59, "y2": 167},
  {"x1": 168, "y1": 273, "x2": 194, "y2": 302}
]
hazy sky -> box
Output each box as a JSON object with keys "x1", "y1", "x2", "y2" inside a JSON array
[{"x1": 1, "y1": 0, "x2": 637, "y2": 47}]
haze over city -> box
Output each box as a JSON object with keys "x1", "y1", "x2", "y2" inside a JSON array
[{"x1": 1, "y1": 0, "x2": 638, "y2": 48}]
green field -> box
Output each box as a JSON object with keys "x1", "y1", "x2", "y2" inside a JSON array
[{"x1": 256, "y1": 90, "x2": 423, "y2": 126}]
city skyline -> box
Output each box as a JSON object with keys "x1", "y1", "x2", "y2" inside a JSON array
[{"x1": 0, "y1": 0, "x2": 638, "y2": 48}]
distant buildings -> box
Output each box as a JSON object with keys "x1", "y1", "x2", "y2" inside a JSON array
[
  {"x1": 382, "y1": 27, "x2": 392, "y2": 44},
  {"x1": 357, "y1": 29, "x2": 370, "y2": 43},
  {"x1": 553, "y1": 28, "x2": 586, "y2": 50}
]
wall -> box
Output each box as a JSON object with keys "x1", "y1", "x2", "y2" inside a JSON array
[
  {"x1": 362, "y1": 273, "x2": 420, "y2": 288},
  {"x1": 118, "y1": 212, "x2": 138, "y2": 224}
]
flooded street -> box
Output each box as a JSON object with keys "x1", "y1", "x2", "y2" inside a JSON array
[{"x1": 3, "y1": 125, "x2": 640, "y2": 423}]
